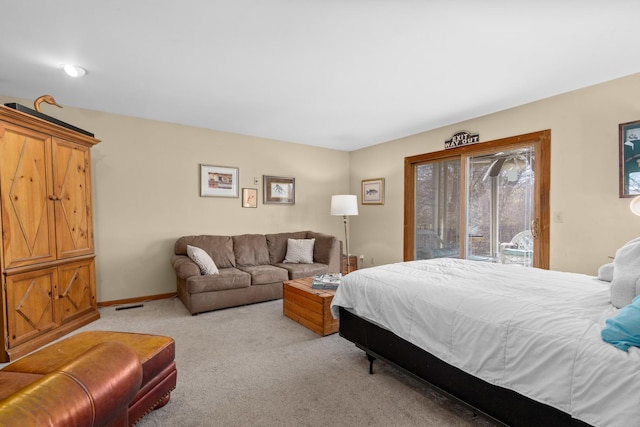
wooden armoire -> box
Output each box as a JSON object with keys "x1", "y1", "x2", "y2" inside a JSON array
[{"x1": 0, "y1": 104, "x2": 100, "y2": 362}]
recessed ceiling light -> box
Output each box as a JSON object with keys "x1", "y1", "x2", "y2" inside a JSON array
[{"x1": 61, "y1": 64, "x2": 87, "y2": 78}]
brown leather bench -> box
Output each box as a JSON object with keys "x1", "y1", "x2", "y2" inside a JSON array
[
  {"x1": 0, "y1": 331, "x2": 177, "y2": 426},
  {"x1": 0, "y1": 341, "x2": 142, "y2": 426}
]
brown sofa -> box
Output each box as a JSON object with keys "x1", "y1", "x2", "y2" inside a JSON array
[
  {"x1": 0, "y1": 331, "x2": 177, "y2": 427},
  {"x1": 172, "y1": 231, "x2": 341, "y2": 315}
]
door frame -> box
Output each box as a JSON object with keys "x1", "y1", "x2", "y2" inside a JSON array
[{"x1": 404, "y1": 130, "x2": 550, "y2": 269}]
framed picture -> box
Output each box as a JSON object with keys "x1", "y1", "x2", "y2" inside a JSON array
[
  {"x1": 242, "y1": 188, "x2": 258, "y2": 208},
  {"x1": 200, "y1": 164, "x2": 239, "y2": 198},
  {"x1": 263, "y1": 175, "x2": 295, "y2": 204},
  {"x1": 362, "y1": 178, "x2": 385, "y2": 205},
  {"x1": 620, "y1": 120, "x2": 640, "y2": 198}
]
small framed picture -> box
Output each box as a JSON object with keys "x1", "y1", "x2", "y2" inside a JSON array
[
  {"x1": 200, "y1": 164, "x2": 239, "y2": 198},
  {"x1": 362, "y1": 178, "x2": 385, "y2": 205},
  {"x1": 242, "y1": 188, "x2": 258, "y2": 208},
  {"x1": 619, "y1": 120, "x2": 640, "y2": 198},
  {"x1": 263, "y1": 175, "x2": 295, "y2": 204}
]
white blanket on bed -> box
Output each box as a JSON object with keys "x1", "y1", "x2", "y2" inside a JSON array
[{"x1": 330, "y1": 259, "x2": 640, "y2": 427}]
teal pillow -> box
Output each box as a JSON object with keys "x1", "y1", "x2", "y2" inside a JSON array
[{"x1": 602, "y1": 295, "x2": 640, "y2": 351}]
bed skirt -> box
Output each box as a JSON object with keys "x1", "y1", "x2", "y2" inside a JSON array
[{"x1": 338, "y1": 307, "x2": 591, "y2": 427}]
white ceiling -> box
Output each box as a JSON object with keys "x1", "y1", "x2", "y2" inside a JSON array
[{"x1": 1, "y1": 1, "x2": 639, "y2": 151}]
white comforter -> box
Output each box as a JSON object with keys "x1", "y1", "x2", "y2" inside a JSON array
[{"x1": 330, "y1": 259, "x2": 640, "y2": 427}]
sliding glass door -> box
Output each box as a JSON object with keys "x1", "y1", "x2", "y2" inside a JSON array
[{"x1": 404, "y1": 131, "x2": 549, "y2": 269}]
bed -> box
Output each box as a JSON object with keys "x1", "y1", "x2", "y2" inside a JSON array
[{"x1": 330, "y1": 258, "x2": 640, "y2": 427}]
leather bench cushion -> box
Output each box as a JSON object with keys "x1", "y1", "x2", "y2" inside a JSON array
[
  {"x1": 237, "y1": 265, "x2": 289, "y2": 285},
  {"x1": 265, "y1": 231, "x2": 309, "y2": 264},
  {"x1": 233, "y1": 234, "x2": 270, "y2": 266},
  {"x1": 175, "y1": 235, "x2": 236, "y2": 268},
  {"x1": 274, "y1": 262, "x2": 330, "y2": 279},
  {"x1": 2, "y1": 331, "x2": 174, "y2": 388},
  {"x1": 186, "y1": 268, "x2": 251, "y2": 293},
  {"x1": 0, "y1": 341, "x2": 141, "y2": 427},
  {"x1": 0, "y1": 371, "x2": 43, "y2": 401}
]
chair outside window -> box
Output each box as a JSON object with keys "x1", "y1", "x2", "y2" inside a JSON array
[{"x1": 499, "y1": 230, "x2": 533, "y2": 267}]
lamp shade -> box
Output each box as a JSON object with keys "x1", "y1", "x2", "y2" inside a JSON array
[
  {"x1": 331, "y1": 195, "x2": 358, "y2": 216},
  {"x1": 630, "y1": 195, "x2": 640, "y2": 216}
]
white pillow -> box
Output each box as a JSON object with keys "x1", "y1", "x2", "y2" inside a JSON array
[
  {"x1": 610, "y1": 237, "x2": 640, "y2": 308},
  {"x1": 187, "y1": 245, "x2": 219, "y2": 275},
  {"x1": 283, "y1": 238, "x2": 315, "y2": 264},
  {"x1": 598, "y1": 263, "x2": 614, "y2": 282}
]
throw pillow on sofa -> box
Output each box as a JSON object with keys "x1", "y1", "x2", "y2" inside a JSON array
[
  {"x1": 187, "y1": 245, "x2": 219, "y2": 275},
  {"x1": 283, "y1": 238, "x2": 315, "y2": 264}
]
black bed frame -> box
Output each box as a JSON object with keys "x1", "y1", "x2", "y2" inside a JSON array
[{"x1": 338, "y1": 307, "x2": 591, "y2": 427}]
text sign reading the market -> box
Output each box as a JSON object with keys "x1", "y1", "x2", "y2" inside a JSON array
[{"x1": 444, "y1": 131, "x2": 480, "y2": 149}]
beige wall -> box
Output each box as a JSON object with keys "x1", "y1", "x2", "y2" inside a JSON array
[
  {"x1": 3, "y1": 72, "x2": 639, "y2": 301},
  {"x1": 0, "y1": 96, "x2": 350, "y2": 302},
  {"x1": 348, "y1": 72, "x2": 640, "y2": 275}
]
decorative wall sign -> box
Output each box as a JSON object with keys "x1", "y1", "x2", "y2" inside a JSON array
[{"x1": 444, "y1": 130, "x2": 480, "y2": 149}]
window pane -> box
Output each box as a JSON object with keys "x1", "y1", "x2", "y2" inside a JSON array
[
  {"x1": 414, "y1": 159, "x2": 460, "y2": 260},
  {"x1": 466, "y1": 154, "x2": 494, "y2": 260},
  {"x1": 466, "y1": 147, "x2": 534, "y2": 265}
]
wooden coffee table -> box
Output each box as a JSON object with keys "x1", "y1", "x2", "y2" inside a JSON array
[{"x1": 283, "y1": 277, "x2": 339, "y2": 336}]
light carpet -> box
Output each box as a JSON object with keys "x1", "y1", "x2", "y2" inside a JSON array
[{"x1": 71, "y1": 297, "x2": 500, "y2": 427}]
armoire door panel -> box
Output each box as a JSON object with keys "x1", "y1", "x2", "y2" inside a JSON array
[
  {"x1": 57, "y1": 259, "x2": 96, "y2": 325},
  {"x1": 5, "y1": 268, "x2": 57, "y2": 348},
  {"x1": 52, "y1": 138, "x2": 94, "y2": 259},
  {"x1": 0, "y1": 124, "x2": 56, "y2": 268}
]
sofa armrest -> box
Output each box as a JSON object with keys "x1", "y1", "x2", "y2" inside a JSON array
[
  {"x1": 0, "y1": 341, "x2": 142, "y2": 427},
  {"x1": 171, "y1": 255, "x2": 201, "y2": 279}
]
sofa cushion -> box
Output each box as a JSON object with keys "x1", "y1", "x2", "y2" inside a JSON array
[
  {"x1": 187, "y1": 245, "x2": 219, "y2": 275},
  {"x1": 233, "y1": 234, "x2": 270, "y2": 266},
  {"x1": 175, "y1": 235, "x2": 236, "y2": 268},
  {"x1": 306, "y1": 231, "x2": 339, "y2": 265},
  {"x1": 283, "y1": 238, "x2": 315, "y2": 263},
  {"x1": 186, "y1": 268, "x2": 251, "y2": 293},
  {"x1": 237, "y1": 265, "x2": 289, "y2": 285},
  {"x1": 274, "y1": 262, "x2": 330, "y2": 279},
  {"x1": 265, "y1": 231, "x2": 309, "y2": 264}
]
